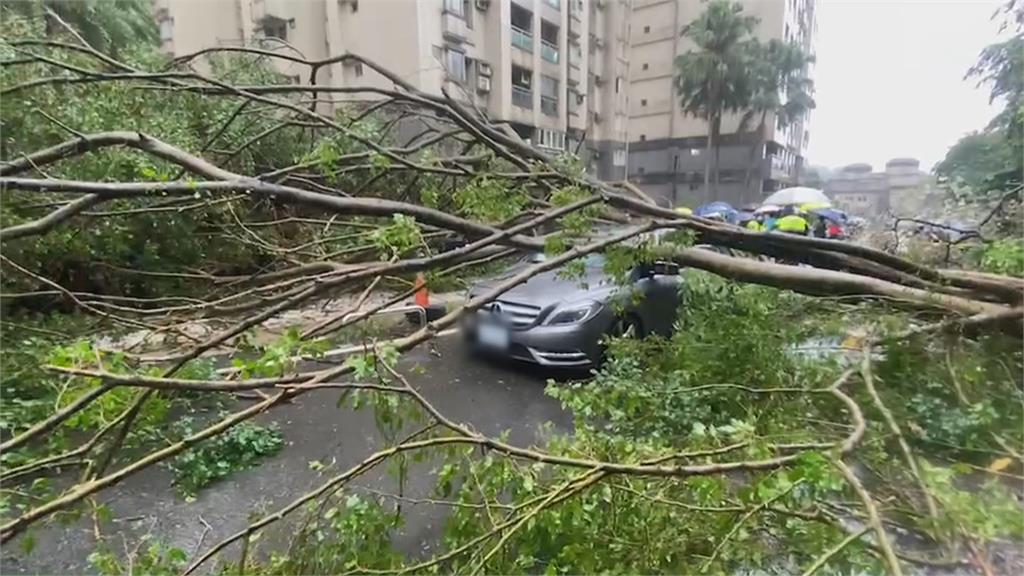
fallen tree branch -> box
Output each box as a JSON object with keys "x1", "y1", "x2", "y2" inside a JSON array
[{"x1": 831, "y1": 458, "x2": 904, "y2": 576}]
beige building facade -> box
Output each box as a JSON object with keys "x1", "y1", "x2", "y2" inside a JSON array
[
  {"x1": 154, "y1": 0, "x2": 631, "y2": 179},
  {"x1": 825, "y1": 158, "x2": 935, "y2": 218},
  {"x1": 626, "y1": 0, "x2": 816, "y2": 207}
]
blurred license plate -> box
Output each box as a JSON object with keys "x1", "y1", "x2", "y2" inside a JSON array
[{"x1": 478, "y1": 323, "x2": 509, "y2": 349}]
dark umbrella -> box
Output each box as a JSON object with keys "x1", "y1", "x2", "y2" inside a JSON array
[
  {"x1": 735, "y1": 210, "x2": 756, "y2": 224},
  {"x1": 695, "y1": 201, "x2": 738, "y2": 223},
  {"x1": 809, "y1": 207, "x2": 848, "y2": 223}
]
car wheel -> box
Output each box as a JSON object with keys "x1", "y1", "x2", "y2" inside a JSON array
[
  {"x1": 612, "y1": 314, "x2": 643, "y2": 339},
  {"x1": 597, "y1": 315, "x2": 643, "y2": 367}
]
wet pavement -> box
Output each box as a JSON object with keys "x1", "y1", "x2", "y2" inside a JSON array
[{"x1": 3, "y1": 336, "x2": 576, "y2": 575}]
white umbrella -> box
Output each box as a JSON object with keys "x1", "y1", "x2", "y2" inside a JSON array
[
  {"x1": 762, "y1": 187, "x2": 831, "y2": 207},
  {"x1": 754, "y1": 204, "x2": 782, "y2": 214}
]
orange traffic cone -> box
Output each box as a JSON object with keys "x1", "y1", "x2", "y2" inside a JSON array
[{"x1": 414, "y1": 272, "x2": 430, "y2": 308}]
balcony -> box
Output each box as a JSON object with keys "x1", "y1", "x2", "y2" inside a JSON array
[
  {"x1": 512, "y1": 85, "x2": 533, "y2": 109},
  {"x1": 541, "y1": 40, "x2": 559, "y2": 63},
  {"x1": 442, "y1": 12, "x2": 469, "y2": 41},
  {"x1": 541, "y1": 95, "x2": 558, "y2": 116},
  {"x1": 511, "y1": 26, "x2": 533, "y2": 52}
]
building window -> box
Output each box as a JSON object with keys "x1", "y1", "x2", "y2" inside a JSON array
[
  {"x1": 511, "y1": 64, "x2": 532, "y2": 109},
  {"x1": 569, "y1": 43, "x2": 581, "y2": 66},
  {"x1": 261, "y1": 16, "x2": 288, "y2": 40},
  {"x1": 643, "y1": 25, "x2": 650, "y2": 33},
  {"x1": 354, "y1": 62, "x2": 363, "y2": 77},
  {"x1": 639, "y1": 134, "x2": 646, "y2": 142},
  {"x1": 540, "y1": 75, "x2": 559, "y2": 116},
  {"x1": 464, "y1": 0, "x2": 473, "y2": 28},
  {"x1": 158, "y1": 17, "x2": 174, "y2": 44},
  {"x1": 444, "y1": 0, "x2": 463, "y2": 17},
  {"x1": 446, "y1": 49, "x2": 467, "y2": 83},
  {"x1": 642, "y1": 62, "x2": 649, "y2": 71},
  {"x1": 511, "y1": 4, "x2": 533, "y2": 52},
  {"x1": 537, "y1": 128, "x2": 565, "y2": 150},
  {"x1": 613, "y1": 149, "x2": 626, "y2": 166},
  {"x1": 540, "y1": 20, "x2": 559, "y2": 63},
  {"x1": 614, "y1": 76, "x2": 622, "y2": 93},
  {"x1": 544, "y1": 0, "x2": 561, "y2": 8},
  {"x1": 641, "y1": 99, "x2": 647, "y2": 106}
]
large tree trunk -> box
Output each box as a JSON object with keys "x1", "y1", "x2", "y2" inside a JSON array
[
  {"x1": 712, "y1": 113, "x2": 721, "y2": 200},
  {"x1": 670, "y1": 246, "x2": 1009, "y2": 318},
  {"x1": 743, "y1": 112, "x2": 767, "y2": 206},
  {"x1": 703, "y1": 113, "x2": 714, "y2": 204}
]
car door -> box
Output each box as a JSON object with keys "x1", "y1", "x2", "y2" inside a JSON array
[{"x1": 630, "y1": 265, "x2": 682, "y2": 336}]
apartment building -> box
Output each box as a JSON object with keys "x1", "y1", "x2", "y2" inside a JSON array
[
  {"x1": 626, "y1": 0, "x2": 816, "y2": 207},
  {"x1": 153, "y1": 0, "x2": 631, "y2": 180}
]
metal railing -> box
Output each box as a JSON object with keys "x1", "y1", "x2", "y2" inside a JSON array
[
  {"x1": 540, "y1": 95, "x2": 558, "y2": 116},
  {"x1": 511, "y1": 26, "x2": 533, "y2": 51},
  {"x1": 540, "y1": 40, "x2": 559, "y2": 63},
  {"x1": 512, "y1": 85, "x2": 533, "y2": 109}
]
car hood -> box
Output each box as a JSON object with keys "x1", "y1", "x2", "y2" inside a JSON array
[{"x1": 468, "y1": 265, "x2": 617, "y2": 307}]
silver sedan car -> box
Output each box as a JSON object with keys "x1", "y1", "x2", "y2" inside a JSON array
[{"x1": 463, "y1": 253, "x2": 682, "y2": 368}]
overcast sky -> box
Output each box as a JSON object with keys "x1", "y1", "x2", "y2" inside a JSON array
[{"x1": 807, "y1": 0, "x2": 1007, "y2": 172}]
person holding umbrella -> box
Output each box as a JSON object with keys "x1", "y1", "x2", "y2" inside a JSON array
[
  {"x1": 808, "y1": 207, "x2": 849, "y2": 239},
  {"x1": 754, "y1": 204, "x2": 783, "y2": 232},
  {"x1": 774, "y1": 206, "x2": 811, "y2": 236}
]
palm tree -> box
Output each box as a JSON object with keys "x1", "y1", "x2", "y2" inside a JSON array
[
  {"x1": 674, "y1": 0, "x2": 758, "y2": 201},
  {"x1": 4, "y1": 0, "x2": 157, "y2": 54},
  {"x1": 738, "y1": 39, "x2": 816, "y2": 204}
]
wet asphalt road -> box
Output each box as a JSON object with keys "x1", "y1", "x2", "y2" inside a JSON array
[{"x1": 3, "y1": 336, "x2": 576, "y2": 575}]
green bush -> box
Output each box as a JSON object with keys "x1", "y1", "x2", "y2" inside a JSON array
[
  {"x1": 979, "y1": 238, "x2": 1024, "y2": 276},
  {"x1": 168, "y1": 420, "x2": 283, "y2": 498}
]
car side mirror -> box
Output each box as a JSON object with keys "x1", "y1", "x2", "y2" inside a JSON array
[{"x1": 652, "y1": 261, "x2": 680, "y2": 276}]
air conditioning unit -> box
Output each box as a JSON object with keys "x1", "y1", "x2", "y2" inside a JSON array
[
  {"x1": 593, "y1": 112, "x2": 602, "y2": 124},
  {"x1": 477, "y1": 75, "x2": 491, "y2": 93},
  {"x1": 477, "y1": 60, "x2": 492, "y2": 77},
  {"x1": 475, "y1": 0, "x2": 490, "y2": 10}
]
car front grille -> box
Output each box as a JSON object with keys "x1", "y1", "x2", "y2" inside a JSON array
[{"x1": 478, "y1": 299, "x2": 542, "y2": 328}]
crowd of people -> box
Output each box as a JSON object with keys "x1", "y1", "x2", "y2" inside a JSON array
[
  {"x1": 741, "y1": 205, "x2": 847, "y2": 239},
  {"x1": 677, "y1": 201, "x2": 849, "y2": 240}
]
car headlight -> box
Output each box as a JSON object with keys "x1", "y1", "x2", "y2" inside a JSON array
[{"x1": 545, "y1": 301, "x2": 601, "y2": 326}]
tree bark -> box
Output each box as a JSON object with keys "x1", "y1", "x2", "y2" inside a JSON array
[
  {"x1": 743, "y1": 113, "x2": 767, "y2": 206},
  {"x1": 712, "y1": 113, "x2": 722, "y2": 199},
  {"x1": 703, "y1": 113, "x2": 714, "y2": 204},
  {"x1": 670, "y1": 246, "x2": 1008, "y2": 318}
]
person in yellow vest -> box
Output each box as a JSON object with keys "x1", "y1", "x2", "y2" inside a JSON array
[
  {"x1": 774, "y1": 211, "x2": 810, "y2": 235},
  {"x1": 745, "y1": 218, "x2": 764, "y2": 232}
]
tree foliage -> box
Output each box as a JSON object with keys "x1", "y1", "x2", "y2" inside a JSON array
[
  {"x1": 937, "y1": 0, "x2": 1022, "y2": 202},
  {"x1": 4, "y1": 0, "x2": 157, "y2": 54},
  {"x1": 0, "y1": 7, "x2": 1021, "y2": 575}
]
